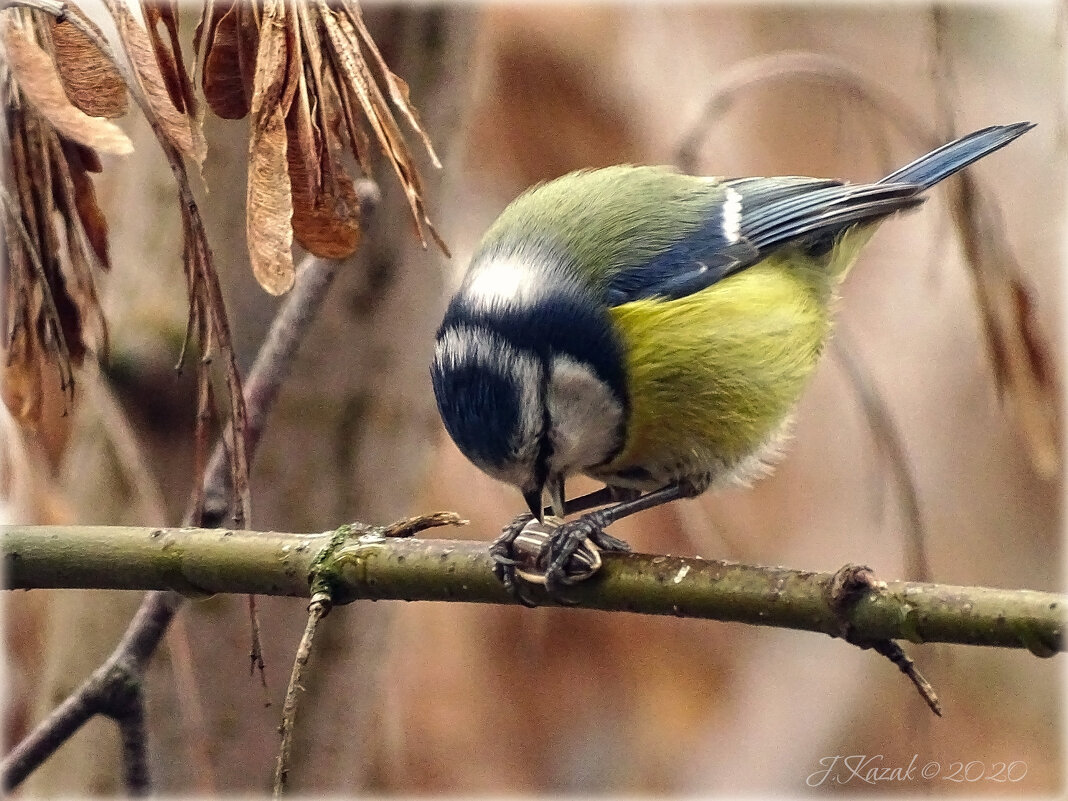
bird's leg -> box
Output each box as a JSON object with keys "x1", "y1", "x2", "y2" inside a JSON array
[
  {"x1": 551, "y1": 485, "x2": 642, "y2": 518},
  {"x1": 542, "y1": 480, "x2": 701, "y2": 594}
]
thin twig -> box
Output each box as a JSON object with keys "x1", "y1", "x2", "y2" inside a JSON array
[
  {"x1": 868, "y1": 639, "x2": 943, "y2": 716},
  {"x1": 1, "y1": 254, "x2": 350, "y2": 792},
  {"x1": 0, "y1": 184, "x2": 76, "y2": 400},
  {"x1": 382, "y1": 511, "x2": 468, "y2": 538},
  {"x1": 826, "y1": 564, "x2": 942, "y2": 716},
  {"x1": 199, "y1": 254, "x2": 345, "y2": 525},
  {"x1": 673, "y1": 51, "x2": 937, "y2": 174},
  {"x1": 249, "y1": 594, "x2": 268, "y2": 685},
  {"x1": 273, "y1": 592, "x2": 332, "y2": 798},
  {"x1": 831, "y1": 325, "x2": 931, "y2": 582}
]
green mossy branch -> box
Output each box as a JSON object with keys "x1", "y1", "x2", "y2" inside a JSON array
[{"x1": 2, "y1": 523, "x2": 1062, "y2": 655}]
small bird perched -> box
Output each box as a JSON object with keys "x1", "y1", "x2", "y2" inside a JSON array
[{"x1": 431, "y1": 123, "x2": 1033, "y2": 600}]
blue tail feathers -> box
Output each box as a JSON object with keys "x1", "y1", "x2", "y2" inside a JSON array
[{"x1": 879, "y1": 122, "x2": 1034, "y2": 189}]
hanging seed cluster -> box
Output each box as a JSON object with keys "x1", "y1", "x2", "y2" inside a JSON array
[{"x1": 197, "y1": 0, "x2": 447, "y2": 295}]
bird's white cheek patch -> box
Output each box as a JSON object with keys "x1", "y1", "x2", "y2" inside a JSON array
[{"x1": 546, "y1": 356, "x2": 623, "y2": 474}]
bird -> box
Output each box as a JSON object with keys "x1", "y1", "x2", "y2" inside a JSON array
[{"x1": 430, "y1": 122, "x2": 1034, "y2": 600}]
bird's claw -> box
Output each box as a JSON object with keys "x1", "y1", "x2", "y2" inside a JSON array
[
  {"x1": 588, "y1": 527, "x2": 632, "y2": 553},
  {"x1": 489, "y1": 513, "x2": 623, "y2": 605},
  {"x1": 490, "y1": 514, "x2": 538, "y2": 607}
]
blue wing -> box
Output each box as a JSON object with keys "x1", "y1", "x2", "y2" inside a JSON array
[
  {"x1": 604, "y1": 176, "x2": 920, "y2": 305},
  {"x1": 604, "y1": 122, "x2": 1032, "y2": 307}
]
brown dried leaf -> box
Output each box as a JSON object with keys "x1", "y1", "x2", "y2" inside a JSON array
[
  {"x1": 3, "y1": 23, "x2": 132, "y2": 155},
  {"x1": 327, "y1": 5, "x2": 448, "y2": 255},
  {"x1": 286, "y1": 83, "x2": 361, "y2": 259},
  {"x1": 245, "y1": 108, "x2": 292, "y2": 292},
  {"x1": 202, "y1": 1, "x2": 252, "y2": 119},
  {"x1": 320, "y1": 58, "x2": 373, "y2": 178},
  {"x1": 141, "y1": 0, "x2": 198, "y2": 117},
  {"x1": 289, "y1": 163, "x2": 361, "y2": 259},
  {"x1": 236, "y1": 5, "x2": 262, "y2": 108},
  {"x1": 318, "y1": 10, "x2": 401, "y2": 170},
  {"x1": 49, "y1": 264, "x2": 86, "y2": 365},
  {"x1": 997, "y1": 275, "x2": 1061, "y2": 477},
  {"x1": 342, "y1": 1, "x2": 441, "y2": 168},
  {"x1": 59, "y1": 139, "x2": 111, "y2": 270},
  {"x1": 287, "y1": 65, "x2": 319, "y2": 200},
  {"x1": 281, "y1": 5, "x2": 303, "y2": 124},
  {"x1": 192, "y1": 0, "x2": 212, "y2": 58},
  {"x1": 318, "y1": 8, "x2": 392, "y2": 150},
  {"x1": 294, "y1": 1, "x2": 325, "y2": 77},
  {"x1": 10, "y1": 110, "x2": 42, "y2": 249},
  {"x1": 14, "y1": 114, "x2": 55, "y2": 288},
  {"x1": 383, "y1": 71, "x2": 440, "y2": 167},
  {"x1": 2, "y1": 324, "x2": 44, "y2": 425},
  {"x1": 23, "y1": 119, "x2": 83, "y2": 371},
  {"x1": 2, "y1": 121, "x2": 76, "y2": 400},
  {"x1": 68, "y1": 141, "x2": 103, "y2": 173},
  {"x1": 3, "y1": 206, "x2": 28, "y2": 325},
  {"x1": 40, "y1": 131, "x2": 110, "y2": 359},
  {"x1": 246, "y1": 0, "x2": 295, "y2": 295},
  {"x1": 1010, "y1": 278, "x2": 1055, "y2": 392},
  {"x1": 47, "y1": 7, "x2": 128, "y2": 118},
  {"x1": 107, "y1": 0, "x2": 206, "y2": 166},
  {"x1": 249, "y1": 0, "x2": 292, "y2": 119}
]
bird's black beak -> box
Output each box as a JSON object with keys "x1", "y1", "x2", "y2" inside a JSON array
[
  {"x1": 524, "y1": 488, "x2": 544, "y2": 522},
  {"x1": 548, "y1": 475, "x2": 566, "y2": 518}
]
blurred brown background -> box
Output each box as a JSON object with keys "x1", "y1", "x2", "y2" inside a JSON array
[{"x1": 5, "y1": 3, "x2": 1064, "y2": 796}]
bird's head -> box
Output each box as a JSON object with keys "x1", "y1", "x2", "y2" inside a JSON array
[{"x1": 430, "y1": 249, "x2": 628, "y2": 520}]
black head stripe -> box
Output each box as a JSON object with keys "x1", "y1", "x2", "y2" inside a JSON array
[{"x1": 441, "y1": 286, "x2": 628, "y2": 414}]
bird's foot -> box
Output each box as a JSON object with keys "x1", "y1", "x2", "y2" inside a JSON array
[
  {"x1": 540, "y1": 512, "x2": 629, "y2": 600},
  {"x1": 489, "y1": 513, "x2": 626, "y2": 605},
  {"x1": 489, "y1": 513, "x2": 537, "y2": 607}
]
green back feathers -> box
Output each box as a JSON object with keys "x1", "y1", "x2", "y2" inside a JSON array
[{"x1": 477, "y1": 166, "x2": 723, "y2": 287}]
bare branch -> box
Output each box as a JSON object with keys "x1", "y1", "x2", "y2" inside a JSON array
[
  {"x1": 3, "y1": 523, "x2": 1063, "y2": 656},
  {"x1": 114, "y1": 687, "x2": 150, "y2": 796},
  {"x1": 0, "y1": 254, "x2": 348, "y2": 792}
]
